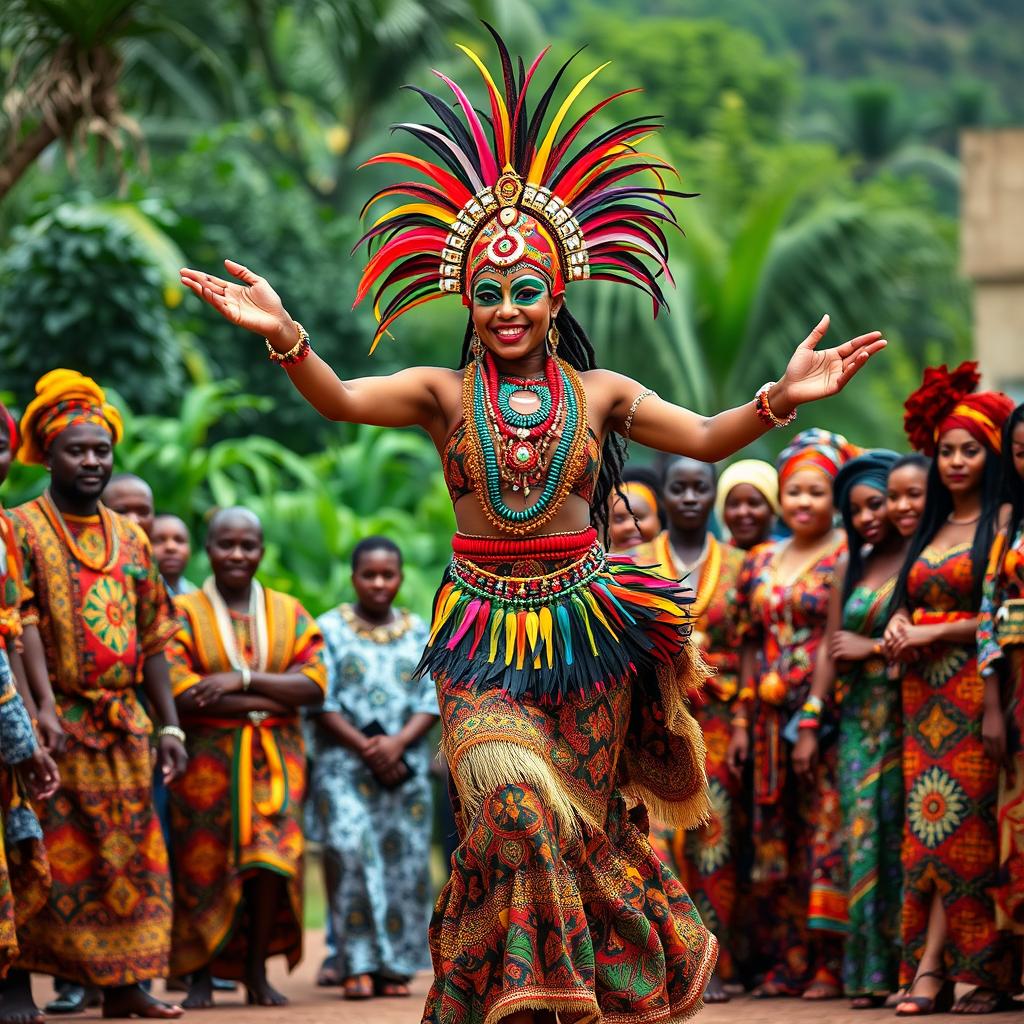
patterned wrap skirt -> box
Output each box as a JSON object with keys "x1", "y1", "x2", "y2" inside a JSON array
[{"x1": 417, "y1": 528, "x2": 717, "y2": 1024}]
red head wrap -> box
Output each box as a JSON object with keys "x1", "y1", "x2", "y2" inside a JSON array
[{"x1": 904, "y1": 361, "x2": 1013, "y2": 456}]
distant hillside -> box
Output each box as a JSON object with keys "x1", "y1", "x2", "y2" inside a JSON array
[{"x1": 550, "y1": 0, "x2": 1023, "y2": 125}]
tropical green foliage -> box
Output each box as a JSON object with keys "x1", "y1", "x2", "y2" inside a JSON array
[
  {"x1": 0, "y1": 0, "x2": 1016, "y2": 601},
  {"x1": 0, "y1": 383, "x2": 455, "y2": 618}
]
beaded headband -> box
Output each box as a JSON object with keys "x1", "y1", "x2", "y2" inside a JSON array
[{"x1": 354, "y1": 24, "x2": 693, "y2": 351}]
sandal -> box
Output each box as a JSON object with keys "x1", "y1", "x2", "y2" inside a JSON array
[
  {"x1": 895, "y1": 970, "x2": 952, "y2": 1016},
  {"x1": 342, "y1": 975, "x2": 373, "y2": 1000},
  {"x1": 952, "y1": 987, "x2": 1004, "y2": 1015},
  {"x1": 316, "y1": 957, "x2": 343, "y2": 987},
  {"x1": 752, "y1": 979, "x2": 801, "y2": 999},
  {"x1": 374, "y1": 979, "x2": 411, "y2": 998}
]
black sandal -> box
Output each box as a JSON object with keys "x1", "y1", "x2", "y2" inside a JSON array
[{"x1": 895, "y1": 970, "x2": 952, "y2": 1017}]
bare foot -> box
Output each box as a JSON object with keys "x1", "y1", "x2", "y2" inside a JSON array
[
  {"x1": 182, "y1": 970, "x2": 215, "y2": 1010},
  {"x1": 0, "y1": 971, "x2": 44, "y2": 1024},
  {"x1": 245, "y1": 973, "x2": 288, "y2": 1007},
  {"x1": 101, "y1": 984, "x2": 184, "y2": 1019},
  {"x1": 703, "y1": 974, "x2": 730, "y2": 1004}
]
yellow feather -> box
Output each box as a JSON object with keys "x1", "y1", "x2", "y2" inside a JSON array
[
  {"x1": 505, "y1": 611, "x2": 517, "y2": 667},
  {"x1": 368, "y1": 202, "x2": 452, "y2": 230},
  {"x1": 456, "y1": 45, "x2": 511, "y2": 158},
  {"x1": 583, "y1": 589, "x2": 618, "y2": 641},
  {"x1": 525, "y1": 610, "x2": 539, "y2": 655},
  {"x1": 539, "y1": 606, "x2": 554, "y2": 668},
  {"x1": 573, "y1": 595, "x2": 599, "y2": 657},
  {"x1": 528, "y1": 62, "x2": 610, "y2": 183},
  {"x1": 488, "y1": 608, "x2": 505, "y2": 664}
]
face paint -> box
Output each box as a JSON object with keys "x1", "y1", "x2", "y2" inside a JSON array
[
  {"x1": 510, "y1": 276, "x2": 548, "y2": 306},
  {"x1": 471, "y1": 273, "x2": 550, "y2": 309}
]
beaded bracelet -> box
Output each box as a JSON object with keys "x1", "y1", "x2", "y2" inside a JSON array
[
  {"x1": 624, "y1": 389, "x2": 656, "y2": 439},
  {"x1": 754, "y1": 381, "x2": 797, "y2": 428},
  {"x1": 265, "y1": 322, "x2": 311, "y2": 366},
  {"x1": 158, "y1": 725, "x2": 186, "y2": 743}
]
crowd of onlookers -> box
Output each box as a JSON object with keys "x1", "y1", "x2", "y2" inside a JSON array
[{"x1": 1, "y1": 359, "x2": 1023, "y2": 1022}]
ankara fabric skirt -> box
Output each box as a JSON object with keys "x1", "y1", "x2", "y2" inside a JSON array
[
  {"x1": 420, "y1": 531, "x2": 717, "y2": 1024},
  {"x1": 14, "y1": 733, "x2": 172, "y2": 985},
  {"x1": 900, "y1": 646, "x2": 1010, "y2": 989}
]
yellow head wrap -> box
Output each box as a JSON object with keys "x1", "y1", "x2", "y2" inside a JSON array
[
  {"x1": 618, "y1": 481, "x2": 659, "y2": 515},
  {"x1": 17, "y1": 369, "x2": 124, "y2": 466},
  {"x1": 714, "y1": 459, "x2": 781, "y2": 530}
]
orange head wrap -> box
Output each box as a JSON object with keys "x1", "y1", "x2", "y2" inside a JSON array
[
  {"x1": 904, "y1": 361, "x2": 1013, "y2": 456},
  {"x1": 17, "y1": 369, "x2": 124, "y2": 466}
]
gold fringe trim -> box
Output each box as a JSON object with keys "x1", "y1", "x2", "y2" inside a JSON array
[
  {"x1": 447, "y1": 738, "x2": 601, "y2": 844},
  {"x1": 485, "y1": 990, "x2": 600, "y2": 1024},
  {"x1": 623, "y1": 641, "x2": 714, "y2": 832}
]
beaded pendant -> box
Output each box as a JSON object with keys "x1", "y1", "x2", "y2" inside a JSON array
[{"x1": 463, "y1": 352, "x2": 588, "y2": 534}]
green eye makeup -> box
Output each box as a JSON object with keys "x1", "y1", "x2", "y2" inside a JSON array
[
  {"x1": 510, "y1": 276, "x2": 548, "y2": 305},
  {"x1": 472, "y1": 284, "x2": 503, "y2": 306}
]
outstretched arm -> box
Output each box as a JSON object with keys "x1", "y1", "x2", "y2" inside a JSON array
[
  {"x1": 597, "y1": 315, "x2": 886, "y2": 462},
  {"x1": 180, "y1": 261, "x2": 455, "y2": 436}
]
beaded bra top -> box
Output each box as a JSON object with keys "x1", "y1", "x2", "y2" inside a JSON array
[{"x1": 442, "y1": 420, "x2": 602, "y2": 506}]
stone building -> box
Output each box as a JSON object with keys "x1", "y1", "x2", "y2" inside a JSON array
[{"x1": 961, "y1": 129, "x2": 1024, "y2": 401}]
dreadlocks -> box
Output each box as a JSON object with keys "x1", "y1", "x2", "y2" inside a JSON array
[{"x1": 458, "y1": 305, "x2": 628, "y2": 545}]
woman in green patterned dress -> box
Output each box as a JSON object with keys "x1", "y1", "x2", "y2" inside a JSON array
[{"x1": 795, "y1": 451, "x2": 929, "y2": 1007}]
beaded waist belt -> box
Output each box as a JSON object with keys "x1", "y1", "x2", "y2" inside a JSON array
[{"x1": 416, "y1": 529, "x2": 693, "y2": 702}]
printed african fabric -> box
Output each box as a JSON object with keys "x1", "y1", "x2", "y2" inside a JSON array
[
  {"x1": 0, "y1": 663, "x2": 50, "y2": 978},
  {"x1": 836, "y1": 580, "x2": 903, "y2": 997},
  {"x1": 733, "y1": 536, "x2": 847, "y2": 992},
  {"x1": 634, "y1": 531, "x2": 747, "y2": 982},
  {"x1": 166, "y1": 585, "x2": 326, "y2": 979},
  {"x1": 307, "y1": 604, "x2": 436, "y2": 980},
  {"x1": 900, "y1": 543, "x2": 1010, "y2": 988},
  {"x1": 12, "y1": 498, "x2": 176, "y2": 985},
  {"x1": 0, "y1": 513, "x2": 25, "y2": 649},
  {"x1": 423, "y1": 539, "x2": 717, "y2": 1024},
  {"x1": 978, "y1": 525, "x2": 1024, "y2": 934}
]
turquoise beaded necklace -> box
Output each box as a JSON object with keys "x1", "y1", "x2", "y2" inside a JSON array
[{"x1": 467, "y1": 353, "x2": 587, "y2": 530}]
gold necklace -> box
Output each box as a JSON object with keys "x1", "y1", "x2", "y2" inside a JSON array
[
  {"x1": 41, "y1": 489, "x2": 120, "y2": 574},
  {"x1": 341, "y1": 603, "x2": 414, "y2": 644}
]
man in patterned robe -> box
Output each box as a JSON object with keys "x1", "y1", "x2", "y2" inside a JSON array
[{"x1": 0, "y1": 370, "x2": 187, "y2": 1021}]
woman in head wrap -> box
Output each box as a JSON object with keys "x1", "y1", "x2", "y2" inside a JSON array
[
  {"x1": 791, "y1": 449, "x2": 908, "y2": 1007},
  {"x1": 976, "y1": 403, "x2": 1024, "y2": 956},
  {"x1": 884, "y1": 362, "x2": 1014, "y2": 1015},
  {"x1": 715, "y1": 459, "x2": 781, "y2": 550},
  {"x1": 607, "y1": 472, "x2": 664, "y2": 552},
  {"x1": 726, "y1": 428, "x2": 856, "y2": 999}
]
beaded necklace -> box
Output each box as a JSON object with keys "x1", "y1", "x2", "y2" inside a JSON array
[
  {"x1": 463, "y1": 352, "x2": 588, "y2": 534},
  {"x1": 40, "y1": 489, "x2": 120, "y2": 574}
]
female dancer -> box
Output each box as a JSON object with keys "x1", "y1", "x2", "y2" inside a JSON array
[
  {"x1": 727, "y1": 429, "x2": 856, "y2": 1000},
  {"x1": 180, "y1": 30, "x2": 883, "y2": 1024},
  {"x1": 635, "y1": 458, "x2": 747, "y2": 1003},
  {"x1": 794, "y1": 450, "x2": 914, "y2": 1007},
  {"x1": 977, "y1": 404, "x2": 1024, "y2": 958},
  {"x1": 885, "y1": 363, "x2": 1013, "y2": 1015},
  {"x1": 714, "y1": 459, "x2": 779, "y2": 549}
]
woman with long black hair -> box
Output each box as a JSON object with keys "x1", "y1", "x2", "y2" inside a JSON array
[
  {"x1": 977, "y1": 403, "x2": 1024, "y2": 956},
  {"x1": 885, "y1": 363, "x2": 1013, "y2": 1016},
  {"x1": 792, "y1": 450, "x2": 920, "y2": 1008},
  {"x1": 179, "y1": 29, "x2": 884, "y2": 1024}
]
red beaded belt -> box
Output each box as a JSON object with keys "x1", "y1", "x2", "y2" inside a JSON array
[{"x1": 451, "y1": 527, "x2": 597, "y2": 562}]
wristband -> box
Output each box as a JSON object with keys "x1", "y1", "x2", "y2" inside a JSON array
[
  {"x1": 159, "y1": 725, "x2": 186, "y2": 744},
  {"x1": 754, "y1": 381, "x2": 797, "y2": 428}
]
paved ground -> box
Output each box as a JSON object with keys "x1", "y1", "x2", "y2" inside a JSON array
[{"x1": 31, "y1": 929, "x2": 1013, "y2": 1023}]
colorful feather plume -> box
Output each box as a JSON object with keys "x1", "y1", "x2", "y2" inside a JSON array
[{"x1": 354, "y1": 23, "x2": 694, "y2": 351}]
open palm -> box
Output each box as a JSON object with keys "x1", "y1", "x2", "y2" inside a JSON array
[
  {"x1": 179, "y1": 260, "x2": 292, "y2": 341},
  {"x1": 783, "y1": 315, "x2": 887, "y2": 406}
]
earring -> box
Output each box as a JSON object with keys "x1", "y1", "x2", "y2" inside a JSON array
[
  {"x1": 546, "y1": 324, "x2": 560, "y2": 358},
  {"x1": 470, "y1": 328, "x2": 484, "y2": 362}
]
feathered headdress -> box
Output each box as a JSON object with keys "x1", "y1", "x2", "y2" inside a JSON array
[
  {"x1": 904, "y1": 361, "x2": 1013, "y2": 456},
  {"x1": 354, "y1": 24, "x2": 693, "y2": 351}
]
